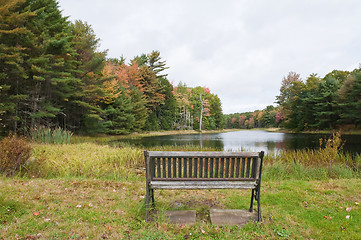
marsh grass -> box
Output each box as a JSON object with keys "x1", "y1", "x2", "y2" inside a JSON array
[
  {"x1": 30, "y1": 127, "x2": 73, "y2": 144},
  {"x1": 264, "y1": 132, "x2": 360, "y2": 180},
  {"x1": 28, "y1": 143, "x2": 143, "y2": 179},
  {"x1": 25, "y1": 136, "x2": 360, "y2": 181}
]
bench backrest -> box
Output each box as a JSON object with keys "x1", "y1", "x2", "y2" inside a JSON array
[{"x1": 144, "y1": 151, "x2": 264, "y2": 182}]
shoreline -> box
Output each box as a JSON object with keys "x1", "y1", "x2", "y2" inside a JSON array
[
  {"x1": 70, "y1": 127, "x2": 361, "y2": 144},
  {"x1": 71, "y1": 129, "x2": 240, "y2": 143}
]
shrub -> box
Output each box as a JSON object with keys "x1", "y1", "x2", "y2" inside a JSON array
[{"x1": 0, "y1": 134, "x2": 32, "y2": 176}]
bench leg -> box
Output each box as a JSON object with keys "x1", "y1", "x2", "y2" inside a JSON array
[
  {"x1": 145, "y1": 184, "x2": 150, "y2": 222},
  {"x1": 151, "y1": 189, "x2": 155, "y2": 208},
  {"x1": 256, "y1": 188, "x2": 262, "y2": 222},
  {"x1": 249, "y1": 189, "x2": 255, "y2": 212}
]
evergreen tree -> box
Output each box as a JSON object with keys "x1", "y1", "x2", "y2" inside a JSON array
[
  {"x1": 312, "y1": 76, "x2": 341, "y2": 129},
  {"x1": 276, "y1": 72, "x2": 306, "y2": 130},
  {"x1": 156, "y1": 77, "x2": 177, "y2": 130},
  {"x1": 129, "y1": 86, "x2": 147, "y2": 132},
  {"x1": 147, "y1": 50, "x2": 169, "y2": 78},
  {"x1": 0, "y1": 0, "x2": 34, "y2": 132},
  {"x1": 21, "y1": 0, "x2": 80, "y2": 130},
  {"x1": 67, "y1": 20, "x2": 107, "y2": 132},
  {"x1": 338, "y1": 71, "x2": 361, "y2": 127},
  {"x1": 208, "y1": 94, "x2": 224, "y2": 129},
  {"x1": 104, "y1": 86, "x2": 134, "y2": 135}
]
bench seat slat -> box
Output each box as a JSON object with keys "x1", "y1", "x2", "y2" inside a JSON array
[
  {"x1": 152, "y1": 177, "x2": 256, "y2": 181},
  {"x1": 150, "y1": 180, "x2": 257, "y2": 189},
  {"x1": 147, "y1": 151, "x2": 260, "y2": 158}
]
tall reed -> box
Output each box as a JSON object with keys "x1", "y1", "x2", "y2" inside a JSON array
[
  {"x1": 30, "y1": 126, "x2": 73, "y2": 144},
  {"x1": 264, "y1": 131, "x2": 360, "y2": 179}
]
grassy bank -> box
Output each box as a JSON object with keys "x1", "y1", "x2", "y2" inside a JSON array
[
  {"x1": 1, "y1": 139, "x2": 360, "y2": 239},
  {"x1": 71, "y1": 129, "x2": 237, "y2": 144}
]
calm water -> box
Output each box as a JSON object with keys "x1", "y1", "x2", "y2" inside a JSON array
[{"x1": 116, "y1": 130, "x2": 361, "y2": 154}]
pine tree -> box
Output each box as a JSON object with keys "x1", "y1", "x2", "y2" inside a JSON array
[
  {"x1": 312, "y1": 76, "x2": 341, "y2": 129},
  {"x1": 20, "y1": 0, "x2": 80, "y2": 130},
  {"x1": 129, "y1": 87, "x2": 147, "y2": 132},
  {"x1": 0, "y1": 0, "x2": 35, "y2": 132},
  {"x1": 67, "y1": 20, "x2": 107, "y2": 132},
  {"x1": 104, "y1": 86, "x2": 134, "y2": 135},
  {"x1": 338, "y1": 71, "x2": 361, "y2": 127},
  {"x1": 156, "y1": 77, "x2": 177, "y2": 130}
]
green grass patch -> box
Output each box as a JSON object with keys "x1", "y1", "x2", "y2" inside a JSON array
[{"x1": 0, "y1": 178, "x2": 360, "y2": 239}]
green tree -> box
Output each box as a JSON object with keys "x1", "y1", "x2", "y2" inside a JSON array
[
  {"x1": 67, "y1": 20, "x2": 107, "y2": 132},
  {"x1": 337, "y1": 71, "x2": 361, "y2": 127},
  {"x1": 276, "y1": 72, "x2": 306, "y2": 129},
  {"x1": 208, "y1": 94, "x2": 224, "y2": 129},
  {"x1": 129, "y1": 87, "x2": 147, "y2": 132},
  {"x1": 22, "y1": 0, "x2": 80, "y2": 130},
  {"x1": 312, "y1": 76, "x2": 341, "y2": 129},
  {"x1": 261, "y1": 105, "x2": 277, "y2": 127},
  {"x1": 156, "y1": 77, "x2": 177, "y2": 130},
  {"x1": 324, "y1": 70, "x2": 350, "y2": 85},
  {"x1": 0, "y1": 0, "x2": 34, "y2": 132},
  {"x1": 104, "y1": 86, "x2": 134, "y2": 134},
  {"x1": 147, "y1": 50, "x2": 169, "y2": 78}
]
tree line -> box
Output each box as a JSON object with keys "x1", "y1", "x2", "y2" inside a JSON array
[
  {"x1": 276, "y1": 68, "x2": 361, "y2": 131},
  {"x1": 0, "y1": 0, "x2": 224, "y2": 135},
  {"x1": 224, "y1": 105, "x2": 282, "y2": 129},
  {"x1": 225, "y1": 67, "x2": 361, "y2": 131}
]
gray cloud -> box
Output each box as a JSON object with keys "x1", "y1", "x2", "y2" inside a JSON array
[{"x1": 58, "y1": 0, "x2": 361, "y2": 113}]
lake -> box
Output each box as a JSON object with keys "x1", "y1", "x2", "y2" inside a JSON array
[{"x1": 116, "y1": 130, "x2": 361, "y2": 154}]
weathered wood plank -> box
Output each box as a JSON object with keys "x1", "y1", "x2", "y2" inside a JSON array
[
  {"x1": 162, "y1": 157, "x2": 166, "y2": 178},
  {"x1": 246, "y1": 157, "x2": 251, "y2": 178},
  {"x1": 215, "y1": 158, "x2": 219, "y2": 178},
  {"x1": 150, "y1": 180, "x2": 257, "y2": 189},
  {"x1": 194, "y1": 158, "x2": 198, "y2": 178},
  {"x1": 220, "y1": 158, "x2": 224, "y2": 178},
  {"x1": 178, "y1": 157, "x2": 182, "y2": 178},
  {"x1": 168, "y1": 157, "x2": 171, "y2": 178},
  {"x1": 183, "y1": 158, "x2": 187, "y2": 178},
  {"x1": 235, "y1": 157, "x2": 240, "y2": 178},
  {"x1": 204, "y1": 157, "x2": 209, "y2": 178},
  {"x1": 150, "y1": 157, "x2": 155, "y2": 178},
  {"x1": 144, "y1": 151, "x2": 151, "y2": 181},
  {"x1": 209, "y1": 157, "x2": 214, "y2": 178},
  {"x1": 152, "y1": 178, "x2": 256, "y2": 181},
  {"x1": 225, "y1": 157, "x2": 230, "y2": 178},
  {"x1": 147, "y1": 151, "x2": 260, "y2": 158},
  {"x1": 251, "y1": 157, "x2": 257, "y2": 178},
  {"x1": 230, "y1": 157, "x2": 235, "y2": 178},
  {"x1": 173, "y1": 157, "x2": 176, "y2": 178},
  {"x1": 188, "y1": 158, "x2": 193, "y2": 178},
  {"x1": 199, "y1": 158, "x2": 203, "y2": 178},
  {"x1": 241, "y1": 157, "x2": 245, "y2": 178},
  {"x1": 157, "y1": 157, "x2": 161, "y2": 178}
]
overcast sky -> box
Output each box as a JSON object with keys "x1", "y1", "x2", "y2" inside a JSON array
[{"x1": 58, "y1": 0, "x2": 361, "y2": 114}]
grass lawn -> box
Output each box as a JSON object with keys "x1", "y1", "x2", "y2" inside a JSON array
[{"x1": 1, "y1": 177, "x2": 360, "y2": 239}]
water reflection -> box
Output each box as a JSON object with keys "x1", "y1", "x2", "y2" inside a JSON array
[{"x1": 114, "y1": 130, "x2": 361, "y2": 154}]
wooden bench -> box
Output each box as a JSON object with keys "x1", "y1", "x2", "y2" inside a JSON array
[{"x1": 144, "y1": 150, "x2": 265, "y2": 222}]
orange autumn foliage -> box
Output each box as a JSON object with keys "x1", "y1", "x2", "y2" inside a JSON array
[{"x1": 100, "y1": 61, "x2": 143, "y2": 104}]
